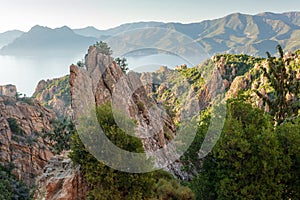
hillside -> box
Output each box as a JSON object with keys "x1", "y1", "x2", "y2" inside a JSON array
[
  {"x1": 29, "y1": 44, "x2": 300, "y2": 199},
  {"x1": 160, "y1": 12, "x2": 300, "y2": 56},
  {"x1": 0, "y1": 39, "x2": 299, "y2": 199},
  {"x1": 74, "y1": 12, "x2": 300, "y2": 56},
  {"x1": 0, "y1": 30, "x2": 23, "y2": 48}
]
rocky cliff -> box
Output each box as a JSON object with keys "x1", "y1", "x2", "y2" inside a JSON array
[
  {"x1": 0, "y1": 94, "x2": 55, "y2": 186},
  {"x1": 31, "y1": 49, "x2": 260, "y2": 186},
  {"x1": 0, "y1": 84, "x2": 17, "y2": 97}
]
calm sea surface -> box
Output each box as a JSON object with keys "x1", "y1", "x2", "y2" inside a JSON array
[{"x1": 0, "y1": 53, "x2": 204, "y2": 96}]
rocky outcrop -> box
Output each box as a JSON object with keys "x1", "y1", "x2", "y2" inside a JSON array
[
  {"x1": 34, "y1": 152, "x2": 88, "y2": 200},
  {"x1": 33, "y1": 76, "x2": 72, "y2": 119},
  {"x1": 226, "y1": 72, "x2": 252, "y2": 98},
  {"x1": 71, "y1": 46, "x2": 176, "y2": 142},
  {"x1": 70, "y1": 46, "x2": 179, "y2": 173},
  {"x1": 0, "y1": 84, "x2": 17, "y2": 97},
  {"x1": 0, "y1": 95, "x2": 55, "y2": 186},
  {"x1": 174, "y1": 64, "x2": 187, "y2": 70}
]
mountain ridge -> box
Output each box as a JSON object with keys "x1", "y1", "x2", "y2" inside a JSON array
[
  {"x1": 73, "y1": 21, "x2": 164, "y2": 37},
  {"x1": 1, "y1": 12, "x2": 300, "y2": 57},
  {"x1": 0, "y1": 25, "x2": 97, "y2": 56}
]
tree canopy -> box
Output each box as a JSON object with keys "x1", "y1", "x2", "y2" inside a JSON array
[
  {"x1": 93, "y1": 41, "x2": 112, "y2": 55},
  {"x1": 189, "y1": 97, "x2": 300, "y2": 200}
]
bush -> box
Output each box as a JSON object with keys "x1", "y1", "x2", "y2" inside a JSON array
[
  {"x1": 21, "y1": 97, "x2": 34, "y2": 106},
  {"x1": 7, "y1": 118, "x2": 25, "y2": 136},
  {"x1": 77, "y1": 59, "x2": 85, "y2": 68},
  {"x1": 154, "y1": 179, "x2": 195, "y2": 200},
  {"x1": 43, "y1": 119, "x2": 75, "y2": 154}
]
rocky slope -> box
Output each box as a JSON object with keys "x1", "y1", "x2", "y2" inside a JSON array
[
  {"x1": 33, "y1": 75, "x2": 72, "y2": 119},
  {"x1": 226, "y1": 51, "x2": 300, "y2": 110},
  {"x1": 34, "y1": 46, "x2": 181, "y2": 198},
  {"x1": 0, "y1": 84, "x2": 86, "y2": 198},
  {"x1": 32, "y1": 46, "x2": 255, "y2": 180},
  {"x1": 34, "y1": 152, "x2": 88, "y2": 200},
  {"x1": 0, "y1": 92, "x2": 55, "y2": 186}
]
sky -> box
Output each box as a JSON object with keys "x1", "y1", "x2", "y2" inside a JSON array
[{"x1": 1, "y1": 0, "x2": 300, "y2": 32}]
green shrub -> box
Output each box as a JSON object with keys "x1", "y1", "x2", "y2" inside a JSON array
[
  {"x1": 43, "y1": 119, "x2": 75, "y2": 154},
  {"x1": 190, "y1": 100, "x2": 300, "y2": 199},
  {"x1": 21, "y1": 97, "x2": 34, "y2": 106},
  {"x1": 93, "y1": 41, "x2": 112, "y2": 55},
  {"x1": 7, "y1": 118, "x2": 25, "y2": 136},
  {"x1": 0, "y1": 165, "x2": 30, "y2": 200}
]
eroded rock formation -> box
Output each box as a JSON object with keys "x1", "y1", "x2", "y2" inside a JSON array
[{"x1": 70, "y1": 46, "x2": 182, "y2": 175}]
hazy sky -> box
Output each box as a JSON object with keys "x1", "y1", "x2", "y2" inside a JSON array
[{"x1": 1, "y1": 0, "x2": 300, "y2": 32}]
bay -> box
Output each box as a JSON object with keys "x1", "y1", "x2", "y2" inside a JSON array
[{"x1": 0, "y1": 53, "x2": 206, "y2": 96}]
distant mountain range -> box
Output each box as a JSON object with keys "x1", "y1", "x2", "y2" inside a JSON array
[
  {"x1": 0, "y1": 30, "x2": 23, "y2": 48},
  {"x1": 1, "y1": 12, "x2": 300, "y2": 57},
  {"x1": 73, "y1": 21, "x2": 164, "y2": 37},
  {"x1": 0, "y1": 26, "x2": 96, "y2": 56}
]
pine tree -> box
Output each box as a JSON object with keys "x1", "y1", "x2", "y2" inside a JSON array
[
  {"x1": 93, "y1": 41, "x2": 112, "y2": 55},
  {"x1": 115, "y1": 57, "x2": 128, "y2": 73}
]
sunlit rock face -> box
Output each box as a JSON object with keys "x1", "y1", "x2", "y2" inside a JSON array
[{"x1": 33, "y1": 76, "x2": 72, "y2": 119}]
